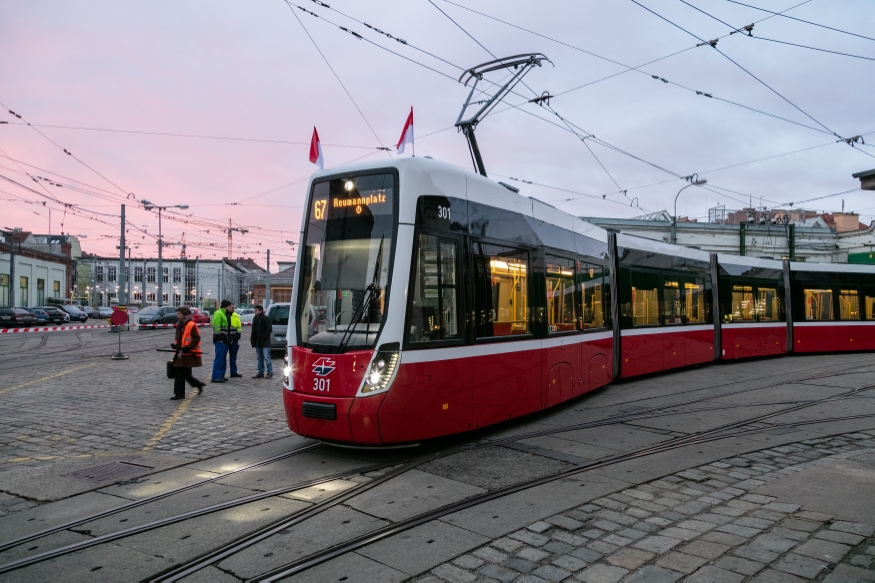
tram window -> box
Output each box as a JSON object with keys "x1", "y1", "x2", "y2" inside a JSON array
[
  {"x1": 473, "y1": 242, "x2": 529, "y2": 338},
  {"x1": 731, "y1": 285, "x2": 755, "y2": 322},
  {"x1": 581, "y1": 263, "x2": 605, "y2": 329},
  {"x1": 685, "y1": 280, "x2": 705, "y2": 323},
  {"x1": 631, "y1": 271, "x2": 659, "y2": 326},
  {"x1": 804, "y1": 289, "x2": 834, "y2": 320},
  {"x1": 662, "y1": 278, "x2": 683, "y2": 325},
  {"x1": 839, "y1": 289, "x2": 860, "y2": 320},
  {"x1": 545, "y1": 255, "x2": 576, "y2": 333},
  {"x1": 866, "y1": 292, "x2": 875, "y2": 320},
  {"x1": 408, "y1": 233, "x2": 460, "y2": 343},
  {"x1": 756, "y1": 287, "x2": 780, "y2": 321}
]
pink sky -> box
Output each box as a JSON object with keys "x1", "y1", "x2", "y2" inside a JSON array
[{"x1": 2, "y1": 0, "x2": 874, "y2": 266}]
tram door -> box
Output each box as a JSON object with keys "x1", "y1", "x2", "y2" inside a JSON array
[{"x1": 543, "y1": 254, "x2": 579, "y2": 407}]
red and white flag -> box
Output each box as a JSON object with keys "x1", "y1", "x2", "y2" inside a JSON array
[
  {"x1": 309, "y1": 127, "x2": 324, "y2": 170},
  {"x1": 396, "y1": 107, "x2": 414, "y2": 155}
]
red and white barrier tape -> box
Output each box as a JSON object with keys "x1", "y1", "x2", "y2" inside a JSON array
[
  {"x1": 0, "y1": 324, "x2": 112, "y2": 334},
  {"x1": 1, "y1": 321, "x2": 255, "y2": 333}
]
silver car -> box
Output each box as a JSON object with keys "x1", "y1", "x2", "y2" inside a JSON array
[{"x1": 264, "y1": 303, "x2": 290, "y2": 351}]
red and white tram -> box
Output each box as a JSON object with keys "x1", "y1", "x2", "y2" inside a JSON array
[{"x1": 282, "y1": 156, "x2": 875, "y2": 445}]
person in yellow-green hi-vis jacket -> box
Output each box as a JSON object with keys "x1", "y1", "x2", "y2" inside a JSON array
[
  {"x1": 210, "y1": 299, "x2": 234, "y2": 383},
  {"x1": 228, "y1": 304, "x2": 243, "y2": 378}
]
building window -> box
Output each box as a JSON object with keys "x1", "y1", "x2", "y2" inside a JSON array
[
  {"x1": 19, "y1": 276, "x2": 29, "y2": 307},
  {"x1": 53, "y1": 280, "x2": 60, "y2": 298},
  {"x1": 146, "y1": 292, "x2": 156, "y2": 303},
  {"x1": 108, "y1": 266, "x2": 117, "y2": 282},
  {"x1": 95, "y1": 266, "x2": 104, "y2": 283},
  {"x1": 37, "y1": 278, "x2": 45, "y2": 305},
  {"x1": 132, "y1": 292, "x2": 142, "y2": 301},
  {"x1": 174, "y1": 292, "x2": 181, "y2": 305},
  {"x1": 124, "y1": 266, "x2": 129, "y2": 282},
  {"x1": 163, "y1": 268, "x2": 169, "y2": 283},
  {"x1": 147, "y1": 267, "x2": 156, "y2": 283},
  {"x1": 0, "y1": 274, "x2": 8, "y2": 305},
  {"x1": 274, "y1": 289, "x2": 292, "y2": 303},
  {"x1": 134, "y1": 266, "x2": 143, "y2": 282},
  {"x1": 173, "y1": 267, "x2": 181, "y2": 283}
]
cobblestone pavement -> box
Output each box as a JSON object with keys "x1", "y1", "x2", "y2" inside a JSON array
[
  {"x1": 0, "y1": 329, "x2": 289, "y2": 503},
  {"x1": 423, "y1": 432, "x2": 875, "y2": 583}
]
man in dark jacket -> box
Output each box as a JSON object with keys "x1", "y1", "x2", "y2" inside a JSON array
[{"x1": 250, "y1": 305, "x2": 273, "y2": 378}]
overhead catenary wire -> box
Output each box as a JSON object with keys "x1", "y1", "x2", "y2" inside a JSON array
[
  {"x1": 720, "y1": 0, "x2": 875, "y2": 43},
  {"x1": 676, "y1": 0, "x2": 875, "y2": 62},
  {"x1": 284, "y1": 2, "x2": 390, "y2": 153}
]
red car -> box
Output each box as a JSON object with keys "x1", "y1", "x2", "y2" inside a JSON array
[{"x1": 190, "y1": 308, "x2": 211, "y2": 325}]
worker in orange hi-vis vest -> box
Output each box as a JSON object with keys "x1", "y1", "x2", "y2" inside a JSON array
[{"x1": 170, "y1": 306, "x2": 205, "y2": 400}]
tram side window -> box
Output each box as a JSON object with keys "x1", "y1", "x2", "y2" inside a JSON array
[
  {"x1": 685, "y1": 280, "x2": 706, "y2": 323},
  {"x1": 473, "y1": 242, "x2": 529, "y2": 338},
  {"x1": 732, "y1": 285, "x2": 756, "y2": 321},
  {"x1": 581, "y1": 263, "x2": 605, "y2": 329},
  {"x1": 631, "y1": 271, "x2": 659, "y2": 326},
  {"x1": 839, "y1": 289, "x2": 860, "y2": 320},
  {"x1": 757, "y1": 287, "x2": 780, "y2": 321},
  {"x1": 662, "y1": 277, "x2": 683, "y2": 325},
  {"x1": 407, "y1": 233, "x2": 460, "y2": 343},
  {"x1": 804, "y1": 288, "x2": 834, "y2": 320},
  {"x1": 866, "y1": 290, "x2": 875, "y2": 320},
  {"x1": 545, "y1": 255, "x2": 576, "y2": 333}
]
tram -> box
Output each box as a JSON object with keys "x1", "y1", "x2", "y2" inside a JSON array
[{"x1": 282, "y1": 156, "x2": 875, "y2": 445}]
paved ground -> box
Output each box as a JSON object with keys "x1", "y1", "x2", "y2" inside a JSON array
[
  {"x1": 0, "y1": 328, "x2": 287, "y2": 504},
  {"x1": 0, "y1": 340, "x2": 873, "y2": 582}
]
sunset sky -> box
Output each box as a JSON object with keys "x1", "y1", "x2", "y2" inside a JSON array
[{"x1": 2, "y1": 0, "x2": 873, "y2": 268}]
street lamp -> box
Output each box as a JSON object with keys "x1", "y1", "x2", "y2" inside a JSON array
[
  {"x1": 672, "y1": 178, "x2": 708, "y2": 244},
  {"x1": 141, "y1": 200, "x2": 189, "y2": 307}
]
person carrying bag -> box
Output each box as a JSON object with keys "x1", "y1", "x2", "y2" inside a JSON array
[{"x1": 170, "y1": 306, "x2": 205, "y2": 400}]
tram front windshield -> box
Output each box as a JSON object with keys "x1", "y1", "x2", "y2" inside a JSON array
[{"x1": 297, "y1": 173, "x2": 395, "y2": 352}]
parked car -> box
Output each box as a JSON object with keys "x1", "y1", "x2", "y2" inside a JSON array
[
  {"x1": 0, "y1": 307, "x2": 36, "y2": 327},
  {"x1": 77, "y1": 305, "x2": 96, "y2": 318},
  {"x1": 59, "y1": 305, "x2": 88, "y2": 322},
  {"x1": 264, "y1": 303, "x2": 290, "y2": 351},
  {"x1": 97, "y1": 306, "x2": 114, "y2": 318},
  {"x1": 35, "y1": 306, "x2": 67, "y2": 325},
  {"x1": 237, "y1": 308, "x2": 256, "y2": 323},
  {"x1": 26, "y1": 308, "x2": 50, "y2": 325},
  {"x1": 136, "y1": 306, "x2": 178, "y2": 328},
  {"x1": 190, "y1": 307, "x2": 210, "y2": 325}
]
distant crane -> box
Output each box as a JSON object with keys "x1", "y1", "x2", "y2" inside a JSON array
[{"x1": 227, "y1": 219, "x2": 248, "y2": 260}]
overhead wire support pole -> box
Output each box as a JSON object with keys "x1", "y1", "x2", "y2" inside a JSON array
[{"x1": 455, "y1": 53, "x2": 551, "y2": 177}]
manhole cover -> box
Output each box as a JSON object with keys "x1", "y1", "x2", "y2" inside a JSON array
[{"x1": 63, "y1": 461, "x2": 154, "y2": 483}]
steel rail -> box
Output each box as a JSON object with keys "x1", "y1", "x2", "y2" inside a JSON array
[
  {"x1": 0, "y1": 363, "x2": 869, "y2": 574},
  {"x1": 0, "y1": 443, "x2": 322, "y2": 554},
  {"x1": 152, "y1": 384, "x2": 873, "y2": 582},
  {"x1": 249, "y1": 385, "x2": 875, "y2": 582}
]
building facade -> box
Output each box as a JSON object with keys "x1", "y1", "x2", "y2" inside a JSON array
[
  {"x1": 581, "y1": 210, "x2": 875, "y2": 263},
  {"x1": 76, "y1": 256, "x2": 265, "y2": 308},
  {"x1": 0, "y1": 229, "x2": 76, "y2": 307}
]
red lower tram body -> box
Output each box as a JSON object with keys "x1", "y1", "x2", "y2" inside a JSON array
[
  {"x1": 285, "y1": 320, "x2": 874, "y2": 445},
  {"x1": 286, "y1": 335, "x2": 613, "y2": 445}
]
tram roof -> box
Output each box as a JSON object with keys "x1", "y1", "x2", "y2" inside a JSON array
[{"x1": 717, "y1": 254, "x2": 784, "y2": 270}]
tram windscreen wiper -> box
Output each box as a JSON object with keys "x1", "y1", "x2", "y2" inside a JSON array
[{"x1": 336, "y1": 236, "x2": 384, "y2": 353}]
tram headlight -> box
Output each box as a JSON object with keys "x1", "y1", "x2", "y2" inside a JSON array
[
  {"x1": 282, "y1": 351, "x2": 291, "y2": 387},
  {"x1": 361, "y1": 343, "x2": 400, "y2": 395}
]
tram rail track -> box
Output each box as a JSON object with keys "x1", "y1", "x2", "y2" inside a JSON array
[
  {"x1": 0, "y1": 362, "x2": 871, "y2": 577},
  {"x1": 2, "y1": 380, "x2": 869, "y2": 578}
]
